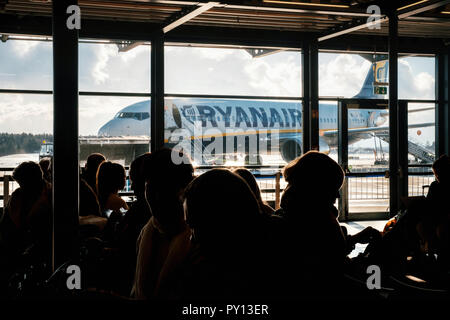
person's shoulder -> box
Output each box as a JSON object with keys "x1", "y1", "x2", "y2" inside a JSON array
[
  {"x1": 8, "y1": 188, "x2": 24, "y2": 207},
  {"x1": 10, "y1": 188, "x2": 23, "y2": 199},
  {"x1": 106, "y1": 193, "x2": 127, "y2": 209}
]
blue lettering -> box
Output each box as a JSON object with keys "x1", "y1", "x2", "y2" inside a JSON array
[
  {"x1": 269, "y1": 108, "x2": 284, "y2": 127},
  {"x1": 197, "y1": 105, "x2": 218, "y2": 127},
  {"x1": 235, "y1": 107, "x2": 251, "y2": 128},
  {"x1": 249, "y1": 107, "x2": 268, "y2": 128},
  {"x1": 213, "y1": 106, "x2": 232, "y2": 128},
  {"x1": 288, "y1": 108, "x2": 302, "y2": 127}
]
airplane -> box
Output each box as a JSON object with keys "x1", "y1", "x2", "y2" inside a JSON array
[{"x1": 98, "y1": 57, "x2": 434, "y2": 164}]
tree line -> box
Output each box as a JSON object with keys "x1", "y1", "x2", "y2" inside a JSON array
[{"x1": 0, "y1": 133, "x2": 53, "y2": 157}]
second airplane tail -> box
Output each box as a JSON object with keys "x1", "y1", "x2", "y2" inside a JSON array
[{"x1": 353, "y1": 55, "x2": 389, "y2": 99}]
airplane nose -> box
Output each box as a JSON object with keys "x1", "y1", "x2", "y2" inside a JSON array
[{"x1": 98, "y1": 120, "x2": 120, "y2": 136}]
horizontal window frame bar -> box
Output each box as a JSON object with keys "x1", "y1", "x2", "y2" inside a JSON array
[
  {"x1": 165, "y1": 93, "x2": 303, "y2": 101},
  {"x1": 319, "y1": 97, "x2": 438, "y2": 104},
  {"x1": 0, "y1": 89, "x2": 151, "y2": 97}
]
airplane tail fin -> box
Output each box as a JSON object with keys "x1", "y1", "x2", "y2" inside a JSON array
[{"x1": 353, "y1": 55, "x2": 388, "y2": 99}]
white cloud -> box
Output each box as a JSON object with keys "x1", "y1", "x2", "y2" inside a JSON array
[
  {"x1": 396, "y1": 59, "x2": 435, "y2": 100},
  {"x1": 193, "y1": 47, "x2": 236, "y2": 61},
  {"x1": 0, "y1": 95, "x2": 52, "y2": 133},
  {"x1": 91, "y1": 44, "x2": 117, "y2": 84},
  {"x1": 244, "y1": 54, "x2": 301, "y2": 96},
  {"x1": 10, "y1": 41, "x2": 39, "y2": 57},
  {"x1": 319, "y1": 54, "x2": 371, "y2": 97}
]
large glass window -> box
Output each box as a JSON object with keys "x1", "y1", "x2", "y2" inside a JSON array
[
  {"x1": 0, "y1": 38, "x2": 52, "y2": 90},
  {"x1": 319, "y1": 52, "x2": 437, "y2": 216},
  {"x1": 407, "y1": 102, "x2": 436, "y2": 196},
  {"x1": 165, "y1": 45, "x2": 302, "y2": 167},
  {"x1": 319, "y1": 53, "x2": 371, "y2": 98},
  {"x1": 78, "y1": 41, "x2": 151, "y2": 167},
  {"x1": 165, "y1": 45, "x2": 302, "y2": 209},
  {"x1": 0, "y1": 38, "x2": 53, "y2": 207},
  {"x1": 79, "y1": 41, "x2": 150, "y2": 93},
  {"x1": 165, "y1": 46, "x2": 301, "y2": 97}
]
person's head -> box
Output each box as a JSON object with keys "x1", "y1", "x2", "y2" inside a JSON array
[
  {"x1": 129, "y1": 153, "x2": 151, "y2": 199},
  {"x1": 282, "y1": 151, "x2": 344, "y2": 205},
  {"x1": 143, "y1": 148, "x2": 194, "y2": 225},
  {"x1": 12, "y1": 161, "x2": 44, "y2": 191},
  {"x1": 232, "y1": 168, "x2": 263, "y2": 204},
  {"x1": 96, "y1": 161, "x2": 126, "y2": 208},
  {"x1": 183, "y1": 169, "x2": 261, "y2": 251},
  {"x1": 432, "y1": 154, "x2": 450, "y2": 184},
  {"x1": 84, "y1": 153, "x2": 105, "y2": 180},
  {"x1": 39, "y1": 157, "x2": 52, "y2": 182}
]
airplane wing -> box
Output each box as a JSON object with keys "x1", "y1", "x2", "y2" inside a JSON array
[{"x1": 322, "y1": 122, "x2": 435, "y2": 137}]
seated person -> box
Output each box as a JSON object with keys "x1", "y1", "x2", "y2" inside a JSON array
[
  {"x1": 132, "y1": 148, "x2": 193, "y2": 300},
  {"x1": 424, "y1": 155, "x2": 450, "y2": 266},
  {"x1": 233, "y1": 168, "x2": 274, "y2": 216},
  {"x1": 39, "y1": 157, "x2": 52, "y2": 183},
  {"x1": 427, "y1": 154, "x2": 450, "y2": 219},
  {"x1": 82, "y1": 153, "x2": 105, "y2": 194},
  {"x1": 79, "y1": 176, "x2": 101, "y2": 217},
  {"x1": 0, "y1": 161, "x2": 52, "y2": 260},
  {"x1": 96, "y1": 161, "x2": 129, "y2": 214},
  {"x1": 108, "y1": 153, "x2": 152, "y2": 295},
  {"x1": 177, "y1": 169, "x2": 271, "y2": 299},
  {"x1": 277, "y1": 151, "x2": 379, "y2": 297}
]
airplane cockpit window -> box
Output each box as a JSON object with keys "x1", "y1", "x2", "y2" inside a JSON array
[{"x1": 117, "y1": 112, "x2": 142, "y2": 120}]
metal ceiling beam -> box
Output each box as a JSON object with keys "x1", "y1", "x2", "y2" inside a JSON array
[
  {"x1": 151, "y1": 0, "x2": 374, "y2": 17},
  {"x1": 318, "y1": 15, "x2": 389, "y2": 42},
  {"x1": 163, "y1": 1, "x2": 218, "y2": 33},
  {"x1": 397, "y1": 0, "x2": 450, "y2": 19},
  {"x1": 0, "y1": 12, "x2": 447, "y2": 54},
  {"x1": 117, "y1": 1, "x2": 218, "y2": 52},
  {"x1": 318, "y1": 0, "x2": 450, "y2": 42}
]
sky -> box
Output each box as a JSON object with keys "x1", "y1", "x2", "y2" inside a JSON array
[{"x1": 0, "y1": 39, "x2": 436, "y2": 148}]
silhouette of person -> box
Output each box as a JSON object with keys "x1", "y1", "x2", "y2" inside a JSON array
[
  {"x1": 427, "y1": 154, "x2": 450, "y2": 218},
  {"x1": 277, "y1": 151, "x2": 349, "y2": 297},
  {"x1": 132, "y1": 148, "x2": 193, "y2": 299},
  {"x1": 425, "y1": 155, "x2": 450, "y2": 265},
  {"x1": 96, "y1": 161, "x2": 128, "y2": 213},
  {"x1": 179, "y1": 168, "x2": 270, "y2": 299},
  {"x1": 111, "y1": 153, "x2": 153, "y2": 295},
  {"x1": 79, "y1": 177, "x2": 102, "y2": 217},
  {"x1": 82, "y1": 153, "x2": 106, "y2": 194},
  {"x1": 0, "y1": 162, "x2": 52, "y2": 263},
  {"x1": 39, "y1": 157, "x2": 52, "y2": 183},
  {"x1": 233, "y1": 168, "x2": 274, "y2": 216}
]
